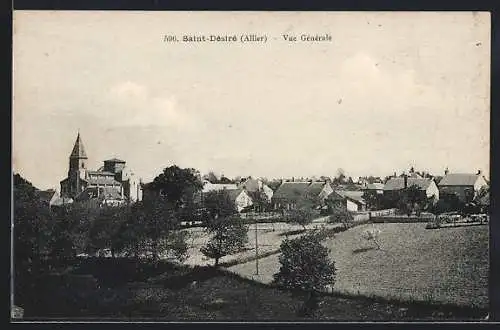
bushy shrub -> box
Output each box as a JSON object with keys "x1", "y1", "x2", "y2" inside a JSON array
[
  {"x1": 273, "y1": 231, "x2": 336, "y2": 317},
  {"x1": 286, "y1": 208, "x2": 316, "y2": 229}
]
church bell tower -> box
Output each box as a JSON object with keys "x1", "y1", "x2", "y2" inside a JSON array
[{"x1": 68, "y1": 132, "x2": 88, "y2": 197}]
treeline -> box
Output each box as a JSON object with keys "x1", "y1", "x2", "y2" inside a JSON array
[{"x1": 13, "y1": 167, "x2": 251, "y2": 307}]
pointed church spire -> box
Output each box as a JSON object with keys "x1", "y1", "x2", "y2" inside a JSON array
[{"x1": 70, "y1": 132, "x2": 88, "y2": 159}]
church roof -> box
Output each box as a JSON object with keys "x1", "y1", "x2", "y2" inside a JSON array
[
  {"x1": 70, "y1": 133, "x2": 88, "y2": 159},
  {"x1": 104, "y1": 158, "x2": 126, "y2": 163}
]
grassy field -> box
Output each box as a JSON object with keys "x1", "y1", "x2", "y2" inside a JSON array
[
  {"x1": 229, "y1": 223, "x2": 489, "y2": 308},
  {"x1": 182, "y1": 220, "x2": 337, "y2": 266},
  {"x1": 19, "y1": 260, "x2": 488, "y2": 321}
]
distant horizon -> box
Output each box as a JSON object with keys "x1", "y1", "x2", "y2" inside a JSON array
[{"x1": 13, "y1": 12, "x2": 490, "y2": 191}]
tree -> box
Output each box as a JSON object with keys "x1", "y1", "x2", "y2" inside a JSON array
[
  {"x1": 141, "y1": 197, "x2": 186, "y2": 262},
  {"x1": 398, "y1": 184, "x2": 427, "y2": 216},
  {"x1": 203, "y1": 190, "x2": 237, "y2": 221},
  {"x1": 201, "y1": 216, "x2": 248, "y2": 266},
  {"x1": 248, "y1": 189, "x2": 269, "y2": 213},
  {"x1": 273, "y1": 231, "x2": 336, "y2": 317},
  {"x1": 267, "y1": 180, "x2": 282, "y2": 192},
  {"x1": 362, "y1": 190, "x2": 381, "y2": 210},
  {"x1": 150, "y1": 165, "x2": 203, "y2": 211},
  {"x1": 286, "y1": 207, "x2": 316, "y2": 230}
]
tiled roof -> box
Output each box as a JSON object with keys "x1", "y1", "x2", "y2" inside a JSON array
[
  {"x1": 241, "y1": 178, "x2": 260, "y2": 192},
  {"x1": 70, "y1": 133, "x2": 88, "y2": 159},
  {"x1": 365, "y1": 183, "x2": 385, "y2": 190},
  {"x1": 37, "y1": 189, "x2": 57, "y2": 203},
  {"x1": 438, "y1": 173, "x2": 481, "y2": 187},
  {"x1": 305, "y1": 182, "x2": 326, "y2": 197},
  {"x1": 326, "y1": 191, "x2": 346, "y2": 202},
  {"x1": 383, "y1": 177, "x2": 433, "y2": 191},
  {"x1": 272, "y1": 182, "x2": 310, "y2": 202},
  {"x1": 226, "y1": 188, "x2": 246, "y2": 201},
  {"x1": 335, "y1": 190, "x2": 366, "y2": 204}
]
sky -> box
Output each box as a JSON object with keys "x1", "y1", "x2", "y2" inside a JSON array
[{"x1": 13, "y1": 11, "x2": 490, "y2": 190}]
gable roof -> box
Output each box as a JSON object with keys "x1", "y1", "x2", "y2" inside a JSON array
[
  {"x1": 37, "y1": 189, "x2": 57, "y2": 203},
  {"x1": 304, "y1": 182, "x2": 326, "y2": 197},
  {"x1": 384, "y1": 177, "x2": 433, "y2": 191},
  {"x1": 272, "y1": 182, "x2": 310, "y2": 202},
  {"x1": 336, "y1": 190, "x2": 366, "y2": 205},
  {"x1": 240, "y1": 178, "x2": 261, "y2": 192},
  {"x1": 438, "y1": 173, "x2": 481, "y2": 187},
  {"x1": 226, "y1": 188, "x2": 247, "y2": 201}
]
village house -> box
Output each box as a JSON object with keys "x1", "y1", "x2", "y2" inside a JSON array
[
  {"x1": 36, "y1": 189, "x2": 60, "y2": 208},
  {"x1": 363, "y1": 183, "x2": 385, "y2": 195},
  {"x1": 383, "y1": 176, "x2": 440, "y2": 203},
  {"x1": 225, "y1": 188, "x2": 254, "y2": 212},
  {"x1": 335, "y1": 190, "x2": 367, "y2": 212},
  {"x1": 238, "y1": 177, "x2": 274, "y2": 202},
  {"x1": 438, "y1": 170, "x2": 489, "y2": 202},
  {"x1": 272, "y1": 181, "x2": 333, "y2": 210}
]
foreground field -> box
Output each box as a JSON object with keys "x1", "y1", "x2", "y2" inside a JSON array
[
  {"x1": 20, "y1": 259, "x2": 487, "y2": 321},
  {"x1": 229, "y1": 223, "x2": 489, "y2": 308}
]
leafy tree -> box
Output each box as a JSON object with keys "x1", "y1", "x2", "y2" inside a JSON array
[
  {"x1": 286, "y1": 207, "x2": 316, "y2": 230},
  {"x1": 273, "y1": 231, "x2": 336, "y2": 317},
  {"x1": 150, "y1": 165, "x2": 203, "y2": 211},
  {"x1": 85, "y1": 205, "x2": 127, "y2": 257},
  {"x1": 362, "y1": 190, "x2": 381, "y2": 210},
  {"x1": 398, "y1": 184, "x2": 427, "y2": 216},
  {"x1": 247, "y1": 189, "x2": 269, "y2": 213},
  {"x1": 201, "y1": 216, "x2": 248, "y2": 266},
  {"x1": 141, "y1": 197, "x2": 185, "y2": 262},
  {"x1": 203, "y1": 190, "x2": 237, "y2": 221}
]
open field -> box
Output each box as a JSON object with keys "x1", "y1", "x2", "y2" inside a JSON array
[
  {"x1": 181, "y1": 218, "x2": 337, "y2": 266},
  {"x1": 228, "y1": 223, "x2": 489, "y2": 308}
]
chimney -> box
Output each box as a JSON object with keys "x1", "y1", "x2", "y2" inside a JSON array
[
  {"x1": 393, "y1": 171, "x2": 397, "y2": 178},
  {"x1": 477, "y1": 169, "x2": 481, "y2": 175},
  {"x1": 445, "y1": 167, "x2": 449, "y2": 175},
  {"x1": 403, "y1": 174, "x2": 408, "y2": 189}
]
